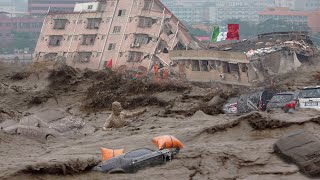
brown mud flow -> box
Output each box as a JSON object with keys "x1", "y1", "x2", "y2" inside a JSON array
[{"x1": 0, "y1": 62, "x2": 320, "y2": 180}]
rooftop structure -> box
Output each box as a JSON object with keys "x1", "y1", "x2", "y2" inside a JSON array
[
  {"x1": 28, "y1": 0, "x2": 90, "y2": 16},
  {"x1": 171, "y1": 31, "x2": 318, "y2": 86}
]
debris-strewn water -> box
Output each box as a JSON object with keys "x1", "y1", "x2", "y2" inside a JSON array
[{"x1": 0, "y1": 62, "x2": 319, "y2": 180}]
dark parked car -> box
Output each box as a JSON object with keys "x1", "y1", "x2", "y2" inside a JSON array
[
  {"x1": 274, "y1": 131, "x2": 320, "y2": 176},
  {"x1": 92, "y1": 148, "x2": 179, "y2": 173},
  {"x1": 266, "y1": 92, "x2": 299, "y2": 112}
]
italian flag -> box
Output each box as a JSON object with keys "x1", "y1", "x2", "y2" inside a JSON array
[{"x1": 211, "y1": 24, "x2": 239, "y2": 42}]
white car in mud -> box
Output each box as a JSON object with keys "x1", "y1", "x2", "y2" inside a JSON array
[{"x1": 298, "y1": 86, "x2": 320, "y2": 110}]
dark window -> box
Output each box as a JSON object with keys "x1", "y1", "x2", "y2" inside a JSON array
[
  {"x1": 200, "y1": 60, "x2": 209, "y2": 71},
  {"x1": 76, "y1": 52, "x2": 92, "y2": 62},
  {"x1": 53, "y1": 19, "x2": 68, "y2": 29},
  {"x1": 229, "y1": 63, "x2": 239, "y2": 73},
  {"x1": 191, "y1": 60, "x2": 200, "y2": 71},
  {"x1": 133, "y1": 34, "x2": 152, "y2": 45},
  {"x1": 138, "y1": 17, "x2": 156, "y2": 28},
  {"x1": 222, "y1": 62, "x2": 230, "y2": 73},
  {"x1": 128, "y1": 51, "x2": 143, "y2": 62},
  {"x1": 87, "y1": 18, "x2": 102, "y2": 29},
  {"x1": 88, "y1": 5, "x2": 93, "y2": 9},
  {"x1": 118, "y1": 9, "x2": 126, "y2": 16},
  {"x1": 82, "y1": 35, "x2": 97, "y2": 45},
  {"x1": 108, "y1": 43, "x2": 116, "y2": 50},
  {"x1": 48, "y1": 35, "x2": 63, "y2": 46},
  {"x1": 44, "y1": 53, "x2": 58, "y2": 60},
  {"x1": 113, "y1": 26, "x2": 121, "y2": 33},
  {"x1": 156, "y1": 40, "x2": 167, "y2": 52},
  {"x1": 143, "y1": 0, "x2": 152, "y2": 10}
]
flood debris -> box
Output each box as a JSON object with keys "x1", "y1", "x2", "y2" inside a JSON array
[{"x1": 274, "y1": 131, "x2": 320, "y2": 177}]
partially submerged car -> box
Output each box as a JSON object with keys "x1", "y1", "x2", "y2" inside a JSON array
[
  {"x1": 266, "y1": 92, "x2": 299, "y2": 112},
  {"x1": 229, "y1": 89, "x2": 276, "y2": 114},
  {"x1": 274, "y1": 131, "x2": 320, "y2": 176},
  {"x1": 93, "y1": 148, "x2": 179, "y2": 173},
  {"x1": 298, "y1": 86, "x2": 320, "y2": 110}
]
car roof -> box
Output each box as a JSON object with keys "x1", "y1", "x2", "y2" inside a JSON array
[{"x1": 276, "y1": 92, "x2": 295, "y2": 95}]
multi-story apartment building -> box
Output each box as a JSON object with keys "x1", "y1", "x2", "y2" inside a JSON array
[
  {"x1": 161, "y1": 0, "x2": 212, "y2": 23},
  {"x1": 274, "y1": 0, "x2": 320, "y2": 10},
  {"x1": 0, "y1": 0, "x2": 28, "y2": 14},
  {"x1": 34, "y1": 0, "x2": 202, "y2": 71},
  {"x1": 215, "y1": 0, "x2": 275, "y2": 24},
  {"x1": 0, "y1": 12, "x2": 43, "y2": 49},
  {"x1": 28, "y1": 0, "x2": 90, "y2": 16},
  {"x1": 259, "y1": 7, "x2": 320, "y2": 33}
]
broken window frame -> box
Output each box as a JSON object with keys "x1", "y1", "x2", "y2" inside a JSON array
[
  {"x1": 44, "y1": 53, "x2": 58, "y2": 61},
  {"x1": 113, "y1": 26, "x2": 121, "y2": 33},
  {"x1": 240, "y1": 63, "x2": 248, "y2": 72},
  {"x1": 138, "y1": 17, "x2": 156, "y2": 28},
  {"x1": 222, "y1": 62, "x2": 230, "y2": 73},
  {"x1": 127, "y1": 51, "x2": 143, "y2": 62},
  {"x1": 133, "y1": 34, "x2": 152, "y2": 45},
  {"x1": 156, "y1": 40, "x2": 167, "y2": 52},
  {"x1": 200, "y1": 60, "x2": 209, "y2": 72},
  {"x1": 229, "y1": 63, "x2": 240, "y2": 73},
  {"x1": 76, "y1": 52, "x2": 92, "y2": 63},
  {"x1": 81, "y1": 34, "x2": 97, "y2": 45},
  {"x1": 191, "y1": 60, "x2": 200, "y2": 71},
  {"x1": 86, "y1": 18, "x2": 102, "y2": 29},
  {"x1": 48, "y1": 35, "x2": 63, "y2": 46},
  {"x1": 53, "y1": 19, "x2": 68, "y2": 30}
]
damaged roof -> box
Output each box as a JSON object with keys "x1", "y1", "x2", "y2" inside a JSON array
[{"x1": 211, "y1": 31, "x2": 318, "y2": 58}]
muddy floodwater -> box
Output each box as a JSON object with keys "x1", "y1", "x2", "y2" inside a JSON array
[{"x1": 1, "y1": 63, "x2": 320, "y2": 180}]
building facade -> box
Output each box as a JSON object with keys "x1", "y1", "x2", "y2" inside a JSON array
[
  {"x1": 259, "y1": 7, "x2": 320, "y2": 33},
  {"x1": 215, "y1": 0, "x2": 275, "y2": 24},
  {"x1": 171, "y1": 32, "x2": 317, "y2": 86},
  {"x1": 274, "y1": 0, "x2": 320, "y2": 10},
  {"x1": 0, "y1": 0, "x2": 28, "y2": 14},
  {"x1": 170, "y1": 50, "x2": 252, "y2": 86},
  {"x1": 34, "y1": 0, "x2": 202, "y2": 71},
  {"x1": 0, "y1": 12, "x2": 43, "y2": 49},
  {"x1": 28, "y1": 0, "x2": 90, "y2": 16}
]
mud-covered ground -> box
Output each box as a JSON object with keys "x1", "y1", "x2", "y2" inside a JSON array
[{"x1": 0, "y1": 62, "x2": 320, "y2": 180}]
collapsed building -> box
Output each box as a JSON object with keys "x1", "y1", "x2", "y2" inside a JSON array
[
  {"x1": 33, "y1": 0, "x2": 203, "y2": 71},
  {"x1": 170, "y1": 31, "x2": 318, "y2": 86}
]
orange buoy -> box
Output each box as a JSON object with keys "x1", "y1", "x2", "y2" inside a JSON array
[
  {"x1": 152, "y1": 135, "x2": 184, "y2": 150},
  {"x1": 100, "y1": 148, "x2": 124, "y2": 161}
]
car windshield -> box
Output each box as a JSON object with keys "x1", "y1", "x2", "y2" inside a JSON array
[
  {"x1": 299, "y1": 88, "x2": 320, "y2": 98},
  {"x1": 270, "y1": 94, "x2": 293, "y2": 103},
  {"x1": 227, "y1": 98, "x2": 238, "y2": 104},
  {"x1": 124, "y1": 148, "x2": 154, "y2": 158}
]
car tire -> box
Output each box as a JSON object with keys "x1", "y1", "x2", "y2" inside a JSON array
[
  {"x1": 45, "y1": 134, "x2": 55, "y2": 140},
  {"x1": 284, "y1": 107, "x2": 290, "y2": 113},
  {"x1": 108, "y1": 168, "x2": 125, "y2": 174}
]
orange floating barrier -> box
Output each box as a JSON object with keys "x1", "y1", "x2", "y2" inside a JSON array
[
  {"x1": 100, "y1": 148, "x2": 124, "y2": 161},
  {"x1": 152, "y1": 135, "x2": 184, "y2": 150}
]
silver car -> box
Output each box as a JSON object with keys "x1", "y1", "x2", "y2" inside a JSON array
[{"x1": 298, "y1": 86, "x2": 320, "y2": 110}]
